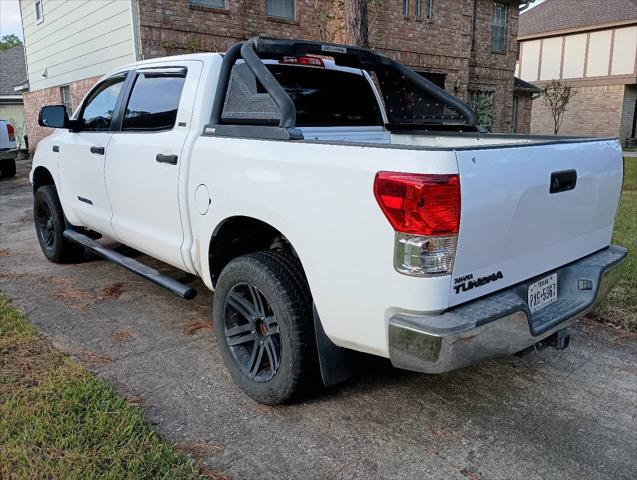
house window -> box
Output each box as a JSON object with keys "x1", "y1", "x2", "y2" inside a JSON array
[
  {"x1": 469, "y1": 88, "x2": 494, "y2": 129},
  {"x1": 35, "y1": 0, "x2": 43, "y2": 23},
  {"x1": 265, "y1": 0, "x2": 295, "y2": 19},
  {"x1": 60, "y1": 85, "x2": 72, "y2": 116},
  {"x1": 403, "y1": 0, "x2": 410, "y2": 17},
  {"x1": 188, "y1": 0, "x2": 225, "y2": 8},
  {"x1": 491, "y1": 2, "x2": 507, "y2": 52},
  {"x1": 416, "y1": 0, "x2": 433, "y2": 20}
]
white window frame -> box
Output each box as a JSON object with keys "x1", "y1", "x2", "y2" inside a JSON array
[
  {"x1": 265, "y1": 0, "x2": 296, "y2": 20},
  {"x1": 35, "y1": 0, "x2": 44, "y2": 24},
  {"x1": 403, "y1": 0, "x2": 410, "y2": 17},
  {"x1": 188, "y1": 0, "x2": 226, "y2": 9},
  {"x1": 491, "y1": 1, "x2": 508, "y2": 52},
  {"x1": 415, "y1": 0, "x2": 433, "y2": 20}
]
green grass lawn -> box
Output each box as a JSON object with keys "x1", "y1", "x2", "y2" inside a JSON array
[
  {"x1": 0, "y1": 295, "x2": 208, "y2": 480},
  {"x1": 590, "y1": 158, "x2": 637, "y2": 331}
]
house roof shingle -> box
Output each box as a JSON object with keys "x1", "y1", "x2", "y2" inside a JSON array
[
  {"x1": 519, "y1": 0, "x2": 637, "y2": 37},
  {"x1": 514, "y1": 76, "x2": 542, "y2": 93},
  {"x1": 0, "y1": 45, "x2": 27, "y2": 96}
]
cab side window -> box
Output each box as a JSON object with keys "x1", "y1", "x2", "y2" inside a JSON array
[
  {"x1": 122, "y1": 72, "x2": 186, "y2": 131},
  {"x1": 80, "y1": 76, "x2": 126, "y2": 131}
]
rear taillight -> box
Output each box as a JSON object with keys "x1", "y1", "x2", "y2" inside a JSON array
[
  {"x1": 6, "y1": 123, "x2": 15, "y2": 142},
  {"x1": 374, "y1": 172, "x2": 460, "y2": 276}
]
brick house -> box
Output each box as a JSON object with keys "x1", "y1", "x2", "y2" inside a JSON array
[
  {"x1": 517, "y1": 0, "x2": 637, "y2": 144},
  {"x1": 19, "y1": 0, "x2": 532, "y2": 151}
]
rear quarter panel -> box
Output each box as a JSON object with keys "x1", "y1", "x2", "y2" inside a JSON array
[{"x1": 188, "y1": 138, "x2": 458, "y2": 356}]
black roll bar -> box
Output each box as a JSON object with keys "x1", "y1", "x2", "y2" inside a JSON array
[{"x1": 209, "y1": 37, "x2": 478, "y2": 131}]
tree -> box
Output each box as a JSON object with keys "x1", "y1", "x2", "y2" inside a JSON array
[
  {"x1": 345, "y1": 0, "x2": 369, "y2": 48},
  {"x1": 0, "y1": 34, "x2": 22, "y2": 51},
  {"x1": 542, "y1": 80, "x2": 575, "y2": 135},
  {"x1": 472, "y1": 89, "x2": 494, "y2": 130}
]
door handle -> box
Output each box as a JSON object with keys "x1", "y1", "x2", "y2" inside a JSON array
[
  {"x1": 550, "y1": 170, "x2": 577, "y2": 193},
  {"x1": 156, "y1": 154, "x2": 178, "y2": 165},
  {"x1": 52, "y1": 145, "x2": 59, "y2": 152},
  {"x1": 90, "y1": 146, "x2": 105, "y2": 155}
]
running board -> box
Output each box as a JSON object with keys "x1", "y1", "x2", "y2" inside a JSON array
[{"x1": 63, "y1": 229, "x2": 197, "y2": 300}]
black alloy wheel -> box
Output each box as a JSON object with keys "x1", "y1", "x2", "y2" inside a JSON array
[
  {"x1": 35, "y1": 201, "x2": 56, "y2": 254},
  {"x1": 223, "y1": 283, "x2": 281, "y2": 382}
]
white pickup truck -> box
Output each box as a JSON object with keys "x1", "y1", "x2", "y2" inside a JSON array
[
  {"x1": 31, "y1": 38, "x2": 626, "y2": 404},
  {"x1": 0, "y1": 119, "x2": 17, "y2": 178}
]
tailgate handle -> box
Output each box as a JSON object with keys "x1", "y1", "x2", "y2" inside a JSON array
[
  {"x1": 156, "y1": 154, "x2": 178, "y2": 165},
  {"x1": 550, "y1": 170, "x2": 577, "y2": 194}
]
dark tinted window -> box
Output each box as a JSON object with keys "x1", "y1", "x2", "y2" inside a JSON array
[
  {"x1": 122, "y1": 74, "x2": 186, "y2": 131},
  {"x1": 266, "y1": 65, "x2": 382, "y2": 127},
  {"x1": 80, "y1": 76, "x2": 125, "y2": 131}
]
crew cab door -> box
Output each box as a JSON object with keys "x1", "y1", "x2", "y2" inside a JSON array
[
  {"x1": 104, "y1": 62, "x2": 202, "y2": 269},
  {"x1": 57, "y1": 74, "x2": 128, "y2": 237}
]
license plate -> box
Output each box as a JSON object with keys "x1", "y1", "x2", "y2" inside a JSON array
[{"x1": 528, "y1": 273, "x2": 558, "y2": 313}]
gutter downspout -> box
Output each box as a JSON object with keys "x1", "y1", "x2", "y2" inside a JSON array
[{"x1": 130, "y1": 0, "x2": 142, "y2": 60}]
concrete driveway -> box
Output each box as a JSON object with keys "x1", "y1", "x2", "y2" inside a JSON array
[{"x1": 1, "y1": 159, "x2": 636, "y2": 480}]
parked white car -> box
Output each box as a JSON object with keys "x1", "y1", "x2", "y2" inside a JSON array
[
  {"x1": 30, "y1": 38, "x2": 627, "y2": 404},
  {"x1": 0, "y1": 119, "x2": 17, "y2": 178}
]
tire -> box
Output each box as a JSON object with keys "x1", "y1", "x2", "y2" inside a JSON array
[
  {"x1": 0, "y1": 159, "x2": 16, "y2": 178},
  {"x1": 33, "y1": 185, "x2": 84, "y2": 263},
  {"x1": 213, "y1": 250, "x2": 318, "y2": 404}
]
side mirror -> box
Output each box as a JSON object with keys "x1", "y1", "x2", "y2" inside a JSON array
[{"x1": 38, "y1": 105, "x2": 71, "y2": 129}]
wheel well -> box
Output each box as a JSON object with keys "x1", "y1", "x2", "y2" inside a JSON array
[
  {"x1": 208, "y1": 216, "x2": 299, "y2": 285},
  {"x1": 32, "y1": 166, "x2": 55, "y2": 193}
]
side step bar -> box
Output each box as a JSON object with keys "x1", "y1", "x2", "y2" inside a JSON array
[{"x1": 63, "y1": 229, "x2": 197, "y2": 300}]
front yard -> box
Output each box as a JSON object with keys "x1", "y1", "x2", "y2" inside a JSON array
[
  {"x1": 591, "y1": 158, "x2": 637, "y2": 331},
  {"x1": 0, "y1": 295, "x2": 207, "y2": 480}
]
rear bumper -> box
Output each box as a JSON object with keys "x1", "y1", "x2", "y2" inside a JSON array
[
  {"x1": 388, "y1": 245, "x2": 627, "y2": 374},
  {"x1": 0, "y1": 149, "x2": 17, "y2": 162}
]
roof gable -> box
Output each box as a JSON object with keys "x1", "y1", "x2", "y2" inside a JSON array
[
  {"x1": 0, "y1": 45, "x2": 27, "y2": 96},
  {"x1": 519, "y1": 0, "x2": 637, "y2": 37}
]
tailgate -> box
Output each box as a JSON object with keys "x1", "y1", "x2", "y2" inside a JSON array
[{"x1": 450, "y1": 139, "x2": 623, "y2": 307}]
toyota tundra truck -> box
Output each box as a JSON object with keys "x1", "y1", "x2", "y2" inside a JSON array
[{"x1": 31, "y1": 38, "x2": 627, "y2": 404}]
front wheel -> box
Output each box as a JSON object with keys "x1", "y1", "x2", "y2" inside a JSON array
[
  {"x1": 34, "y1": 185, "x2": 84, "y2": 263},
  {"x1": 213, "y1": 251, "x2": 318, "y2": 404}
]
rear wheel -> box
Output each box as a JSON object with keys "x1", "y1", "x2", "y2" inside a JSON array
[
  {"x1": 34, "y1": 186, "x2": 84, "y2": 263},
  {"x1": 0, "y1": 159, "x2": 16, "y2": 178},
  {"x1": 213, "y1": 251, "x2": 318, "y2": 404}
]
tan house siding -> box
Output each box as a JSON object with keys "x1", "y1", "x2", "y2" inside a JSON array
[
  {"x1": 518, "y1": 25, "x2": 637, "y2": 84},
  {"x1": 518, "y1": 3, "x2": 637, "y2": 143},
  {"x1": 530, "y1": 84, "x2": 626, "y2": 137}
]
